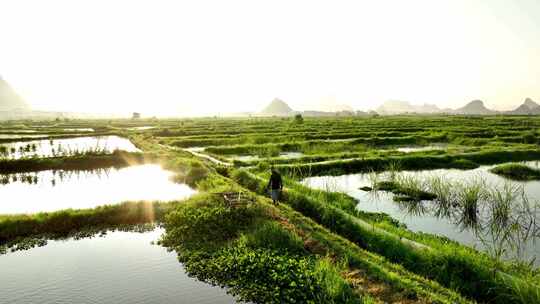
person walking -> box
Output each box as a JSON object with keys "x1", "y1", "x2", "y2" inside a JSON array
[{"x1": 267, "y1": 168, "x2": 283, "y2": 205}]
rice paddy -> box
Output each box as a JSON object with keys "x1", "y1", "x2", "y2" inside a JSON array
[{"x1": 2, "y1": 116, "x2": 540, "y2": 303}]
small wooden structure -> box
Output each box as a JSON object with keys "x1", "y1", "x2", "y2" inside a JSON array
[{"x1": 218, "y1": 191, "x2": 253, "y2": 208}]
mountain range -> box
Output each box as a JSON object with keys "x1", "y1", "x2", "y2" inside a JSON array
[
  {"x1": 375, "y1": 98, "x2": 540, "y2": 116},
  {"x1": 259, "y1": 98, "x2": 540, "y2": 116},
  {"x1": 2, "y1": 77, "x2": 539, "y2": 118},
  {"x1": 376, "y1": 100, "x2": 443, "y2": 115}
]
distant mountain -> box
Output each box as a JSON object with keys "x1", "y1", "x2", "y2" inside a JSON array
[
  {"x1": 523, "y1": 97, "x2": 540, "y2": 109},
  {"x1": 314, "y1": 100, "x2": 354, "y2": 112},
  {"x1": 0, "y1": 77, "x2": 29, "y2": 111},
  {"x1": 260, "y1": 98, "x2": 293, "y2": 116},
  {"x1": 376, "y1": 100, "x2": 412, "y2": 114},
  {"x1": 316, "y1": 103, "x2": 354, "y2": 112},
  {"x1": 506, "y1": 98, "x2": 540, "y2": 115},
  {"x1": 418, "y1": 103, "x2": 441, "y2": 113},
  {"x1": 452, "y1": 100, "x2": 496, "y2": 115},
  {"x1": 376, "y1": 100, "x2": 441, "y2": 114},
  {"x1": 301, "y1": 110, "x2": 355, "y2": 117}
]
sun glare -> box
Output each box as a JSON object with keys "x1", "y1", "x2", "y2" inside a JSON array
[{"x1": 0, "y1": 0, "x2": 539, "y2": 116}]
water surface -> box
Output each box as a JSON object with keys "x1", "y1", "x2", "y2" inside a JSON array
[
  {"x1": 0, "y1": 164, "x2": 196, "y2": 214},
  {"x1": 232, "y1": 152, "x2": 304, "y2": 162},
  {"x1": 395, "y1": 144, "x2": 446, "y2": 153},
  {"x1": 0, "y1": 134, "x2": 47, "y2": 139},
  {"x1": 63, "y1": 128, "x2": 95, "y2": 132},
  {"x1": 302, "y1": 161, "x2": 540, "y2": 266},
  {"x1": 0, "y1": 229, "x2": 236, "y2": 304},
  {"x1": 128, "y1": 126, "x2": 157, "y2": 131},
  {"x1": 0, "y1": 135, "x2": 139, "y2": 159}
]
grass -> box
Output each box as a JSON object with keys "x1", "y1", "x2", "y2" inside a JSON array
[
  {"x1": 0, "y1": 201, "x2": 174, "y2": 249},
  {"x1": 490, "y1": 163, "x2": 540, "y2": 181},
  {"x1": 375, "y1": 175, "x2": 437, "y2": 202},
  {"x1": 2, "y1": 116, "x2": 540, "y2": 303},
  {"x1": 274, "y1": 149, "x2": 540, "y2": 177},
  {"x1": 456, "y1": 178, "x2": 485, "y2": 230},
  {"x1": 0, "y1": 150, "x2": 150, "y2": 174},
  {"x1": 160, "y1": 179, "x2": 472, "y2": 304},
  {"x1": 231, "y1": 168, "x2": 540, "y2": 304},
  {"x1": 160, "y1": 192, "x2": 367, "y2": 303}
]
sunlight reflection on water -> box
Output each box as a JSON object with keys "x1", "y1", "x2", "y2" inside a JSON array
[
  {"x1": 0, "y1": 135, "x2": 140, "y2": 159},
  {"x1": 0, "y1": 164, "x2": 196, "y2": 214}
]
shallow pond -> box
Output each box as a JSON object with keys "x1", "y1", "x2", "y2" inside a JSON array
[
  {"x1": 302, "y1": 161, "x2": 540, "y2": 266},
  {"x1": 0, "y1": 134, "x2": 48, "y2": 139},
  {"x1": 0, "y1": 135, "x2": 140, "y2": 159},
  {"x1": 63, "y1": 128, "x2": 95, "y2": 132},
  {"x1": 0, "y1": 228, "x2": 237, "y2": 304},
  {"x1": 395, "y1": 144, "x2": 446, "y2": 153},
  {"x1": 1, "y1": 129, "x2": 40, "y2": 133},
  {"x1": 232, "y1": 152, "x2": 304, "y2": 162},
  {"x1": 127, "y1": 126, "x2": 157, "y2": 130},
  {"x1": 0, "y1": 164, "x2": 196, "y2": 214}
]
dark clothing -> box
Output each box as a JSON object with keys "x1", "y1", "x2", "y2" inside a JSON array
[{"x1": 268, "y1": 172, "x2": 282, "y2": 190}]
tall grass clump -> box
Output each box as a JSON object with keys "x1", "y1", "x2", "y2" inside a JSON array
[
  {"x1": 427, "y1": 175, "x2": 455, "y2": 218},
  {"x1": 456, "y1": 178, "x2": 485, "y2": 230}
]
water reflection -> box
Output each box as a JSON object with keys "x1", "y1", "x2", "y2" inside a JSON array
[
  {"x1": 0, "y1": 134, "x2": 47, "y2": 139},
  {"x1": 395, "y1": 144, "x2": 446, "y2": 153},
  {"x1": 302, "y1": 161, "x2": 540, "y2": 266},
  {"x1": 232, "y1": 152, "x2": 304, "y2": 162},
  {"x1": 0, "y1": 135, "x2": 140, "y2": 159},
  {"x1": 0, "y1": 164, "x2": 196, "y2": 214},
  {"x1": 127, "y1": 126, "x2": 156, "y2": 131},
  {"x1": 63, "y1": 128, "x2": 95, "y2": 132},
  {"x1": 0, "y1": 228, "x2": 236, "y2": 304}
]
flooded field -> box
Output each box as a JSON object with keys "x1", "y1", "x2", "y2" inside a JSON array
[
  {"x1": 395, "y1": 144, "x2": 446, "y2": 153},
  {"x1": 0, "y1": 136, "x2": 140, "y2": 159},
  {"x1": 0, "y1": 134, "x2": 47, "y2": 139},
  {"x1": 302, "y1": 161, "x2": 540, "y2": 266},
  {"x1": 232, "y1": 152, "x2": 304, "y2": 162},
  {"x1": 127, "y1": 126, "x2": 156, "y2": 130},
  {"x1": 63, "y1": 128, "x2": 95, "y2": 132},
  {"x1": 0, "y1": 229, "x2": 236, "y2": 304},
  {"x1": 0, "y1": 164, "x2": 196, "y2": 214}
]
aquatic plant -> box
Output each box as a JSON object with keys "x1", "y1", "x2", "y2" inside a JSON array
[
  {"x1": 455, "y1": 178, "x2": 485, "y2": 230},
  {"x1": 427, "y1": 175, "x2": 456, "y2": 218},
  {"x1": 386, "y1": 161, "x2": 402, "y2": 182},
  {"x1": 232, "y1": 169, "x2": 536, "y2": 303}
]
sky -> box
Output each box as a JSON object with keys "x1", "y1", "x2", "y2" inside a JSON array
[{"x1": 0, "y1": 0, "x2": 539, "y2": 116}]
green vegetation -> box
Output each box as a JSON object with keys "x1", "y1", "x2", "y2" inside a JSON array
[
  {"x1": 1, "y1": 116, "x2": 540, "y2": 303},
  {"x1": 160, "y1": 192, "x2": 366, "y2": 303},
  {"x1": 375, "y1": 179, "x2": 437, "y2": 202},
  {"x1": 0, "y1": 201, "x2": 173, "y2": 247},
  {"x1": 490, "y1": 163, "x2": 540, "y2": 180},
  {"x1": 274, "y1": 149, "x2": 540, "y2": 177},
  {"x1": 0, "y1": 150, "x2": 149, "y2": 174},
  {"x1": 160, "y1": 181, "x2": 472, "y2": 303},
  {"x1": 231, "y1": 169, "x2": 540, "y2": 304}
]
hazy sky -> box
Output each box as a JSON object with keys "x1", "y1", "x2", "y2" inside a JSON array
[{"x1": 1, "y1": 0, "x2": 539, "y2": 116}]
